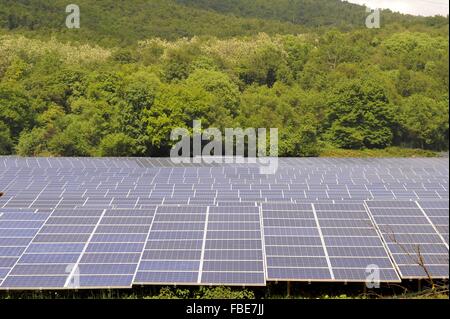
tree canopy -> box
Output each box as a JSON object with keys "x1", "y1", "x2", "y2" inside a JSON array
[{"x1": 0, "y1": 1, "x2": 448, "y2": 157}]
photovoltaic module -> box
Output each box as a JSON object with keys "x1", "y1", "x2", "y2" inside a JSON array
[{"x1": 0, "y1": 157, "x2": 448, "y2": 289}]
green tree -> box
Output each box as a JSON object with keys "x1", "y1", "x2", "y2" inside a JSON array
[
  {"x1": 144, "y1": 82, "x2": 215, "y2": 154},
  {"x1": 16, "y1": 104, "x2": 66, "y2": 156},
  {"x1": 0, "y1": 121, "x2": 13, "y2": 154},
  {"x1": 87, "y1": 71, "x2": 123, "y2": 104},
  {"x1": 0, "y1": 83, "x2": 34, "y2": 148},
  {"x1": 399, "y1": 95, "x2": 449, "y2": 150},
  {"x1": 324, "y1": 79, "x2": 398, "y2": 149},
  {"x1": 47, "y1": 118, "x2": 93, "y2": 157},
  {"x1": 120, "y1": 71, "x2": 162, "y2": 155},
  {"x1": 185, "y1": 69, "x2": 240, "y2": 118},
  {"x1": 238, "y1": 42, "x2": 291, "y2": 87},
  {"x1": 99, "y1": 133, "x2": 137, "y2": 156},
  {"x1": 282, "y1": 35, "x2": 313, "y2": 81},
  {"x1": 162, "y1": 43, "x2": 200, "y2": 82},
  {"x1": 239, "y1": 84, "x2": 320, "y2": 156}
]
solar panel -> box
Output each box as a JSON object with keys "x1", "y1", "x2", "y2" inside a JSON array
[
  {"x1": 417, "y1": 201, "x2": 449, "y2": 245},
  {"x1": 134, "y1": 206, "x2": 207, "y2": 285},
  {"x1": 200, "y1": 206, "x2": 265, "y2": 285},
  {"x1": 262, "y1": 203, "x2": 333, "y2": 281},
  {"x1": 313, "y1": 203, "x2": 400, "y2": 282},
  {"x1": 366, "y1": 201, "x2": 449, "y2": 279},
  {"x1": 0, "y1": 211, "x2": 49, "y2": 285},
  {"x1": 0, "y1": 157, "x2": 449, "y2": 289},
  {"x1": 1, "y1": 209, "x2": 104, "y2": 289},
  {"x1": 76, "y1": 209, "x2": 155, "y2": 288},
  {"x1": 262, "y1": 203, "x2": 400, "y2": 282}
]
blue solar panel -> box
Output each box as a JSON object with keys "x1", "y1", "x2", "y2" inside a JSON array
[
  {"x1": 134, "y1": 206, "x2": 207, "y2": 285},
  {"x1": 366, "y1": 200, "x2": 449, "y2": 279},
  {"x1": 200, "y1": 206, "x2": 265, "y2": 286},
  {"x1": 0, "y1": 157, "x2": 448, "y2": 289}
]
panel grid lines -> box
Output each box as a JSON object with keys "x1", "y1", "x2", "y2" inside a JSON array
[
  {"x1": 258, "y1": 205, "x2": 268, "y2": 281},
  {"x1": 415, "y1": 201, "x2": 449, "y2": 250},
  {"x1": 311, "y1": 203, "x2": 335, "y2": 280},
  {"x1": 0, "y1": 199, "x2": 61, "y2": 289},
  {"x1": 64, "y1": 209, "x2": 107, "y2": 288},
  {"x1": 197, "y1": 206, "x2": 209, "y2": 283},
  {"x1": 362, "y1": 200, "x2": 403, "y2": 278},
  {"x1": 130, "y1": 209, "x2": 158, "y2": 285}
]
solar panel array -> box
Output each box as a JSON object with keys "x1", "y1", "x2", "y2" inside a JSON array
[
  {"x1": 0, "y1": 157, "x2": 448, "y2": 289},
  {"x1": 135, "y1": 206, "x2": 206, "y2": 285},
  {"x1": 262, "y1": 203, "x2": 401, "y2": 282},
  {"x1": 366, "y1": 201, "x2": 449, "y2": 279}
]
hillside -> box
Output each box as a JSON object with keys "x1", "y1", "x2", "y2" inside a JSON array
[
  {"x1": 0, "y1": 1, "x2": 448, "y2": 158},
  {"x1": 1, "y1": 0, "x2": 447, "y2": 46},
  {"x1": 176, "y1": 0, "x2": 448, "y2": 34},
  {"x1": 0, "y1": 0, "x2": 306, "y2": 46},
  {"x1": 177, "y1": 0, "x2": 410, "y2": 27}
]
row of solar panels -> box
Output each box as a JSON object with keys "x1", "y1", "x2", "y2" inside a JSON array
[
  {"x1": 1, "y1": 157, "x2": 449, "y2": 169},
  {"x1": 1, "y1": 159, "x2": 447, "y2": 204},
  {"x1": 0, "y1": 201, "x2": 448, "y2": 289},
  {"x1": 1, "y1": 177, "x2": 447, "y2": 206}
]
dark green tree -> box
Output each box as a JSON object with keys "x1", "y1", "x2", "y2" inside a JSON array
[{"x1": 324, "y1": 79, "x2": 398, "y2": 149}]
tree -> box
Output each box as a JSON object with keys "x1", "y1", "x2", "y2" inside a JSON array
[
  {"x1": 279, "y1": 116, "x2": 320, "y2": 157},
  {"x1": 382, "y1": 32, "x2": 448, "y2": 71},
  {"x1": 0, "y1": 121, "x2": 13, "y2": 154},
  {"x1": 144, "y1": 82, "x2": 215, "y2": 154},
  {"x1": 87, "y1": 71, "x2": 123, "y2": 104},
  {"x1": 16, "y1": 105, "x2": 66, "y2": 156},
  {"x1": 239, "y1": 84, "x2": 320, "y2": 156},
  {"x1": 185, "y1": 69, "x2": 240, "y2": 118},
  {"x1": 162, "y1": 43, "x2": 200, "y2": 82},
  {"x1": 324, "y1": 79, "x2": 398, "y2": 149},
  {"x1": 315, "y1": 31, "x2": 363, "y2": 71},
  {"x1": 399, "y1": 95, "x2": 449, "y2": 150},
  {"x1": 0, "y1": 83, "x2": 34, "y2": 148},
  {"x1": 396, "y1": 67, "x2": 437, "y2": 98},
  {"x1": 120, "y1": 71, "x2": 162, "y2": 155},
  {"x1": 282, "y1": 35, "x2": 313, "y2": 81},
  {"x1": 1, "y1": 19, "x2": 449, "y2": 157},
  {"x1": 238, "y1": 41, "x2": 291, "y2": 87},
  {"x1": 99, "y1": 133, "x2": 137, "y2": 156}
]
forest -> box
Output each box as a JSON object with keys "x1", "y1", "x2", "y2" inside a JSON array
[{"x1": 0, "y1": 0, "x2": 448, "y2": 157}]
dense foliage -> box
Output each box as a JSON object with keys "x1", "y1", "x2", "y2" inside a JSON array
[
  {"x1": 0, "y1": 1, "x2": 448, "y2": 157},
  {"x1": 176, "y1": 0, "x2": 446, "y2": 29},
  {"x1": 2, "y1": 1, "x2": 448, "y2": 46},
  {"x1": 1, "y1": 0, "x2": 307, "y2": 46}
]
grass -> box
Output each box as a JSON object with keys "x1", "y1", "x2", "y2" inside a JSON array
[{"x1": 319, "y1": 146, "x2": 440, "y2": 158}]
